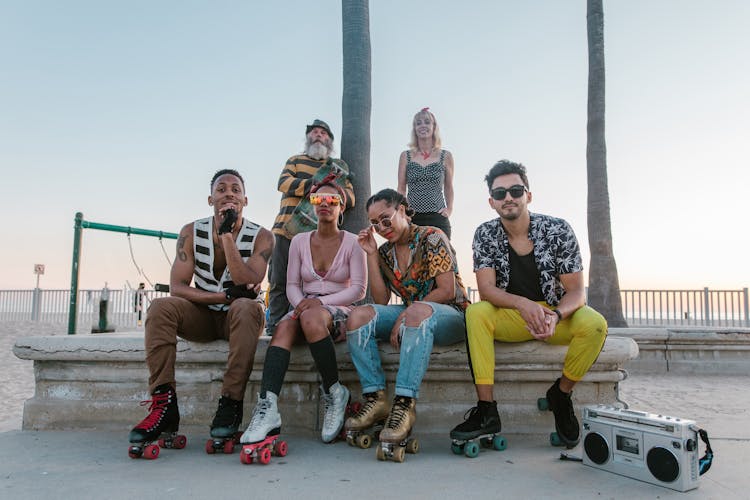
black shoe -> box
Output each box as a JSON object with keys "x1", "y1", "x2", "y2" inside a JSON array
[
  {"x1": 210, "y1": 395, "x2": 243, "y2": 438},
  {"x1": 450, "y1": 400, "x2": 501, "y2": 440},
  {"x1": 129, "y1": 384, "x2": 180, "y2": 443},
  {"x1": 546, "y1": 378, "x2": 580, "y2": 447}
]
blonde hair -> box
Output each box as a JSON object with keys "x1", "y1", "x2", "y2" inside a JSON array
[{"x1": 408, "y1": 108, "x2": 442, "y2": 151}]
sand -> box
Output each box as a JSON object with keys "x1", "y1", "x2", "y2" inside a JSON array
[{"x1": 0, "y1": 321, "x2": 67, "y2": 432}]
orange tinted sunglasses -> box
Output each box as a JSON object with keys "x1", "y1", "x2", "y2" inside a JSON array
[{"x1": 310, "y1": 193, "x2": 343, "y2": 206}]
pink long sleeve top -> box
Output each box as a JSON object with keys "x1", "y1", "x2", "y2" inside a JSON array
[{"x1": 286, "y1": 231, "x2": 367, "y2": 307}]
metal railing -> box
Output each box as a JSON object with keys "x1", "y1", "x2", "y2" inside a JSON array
[
  {"x1": 618, "y1": 288, "x2": 749, "y2": 327},
  {"x1": 465, "y1": 287, "x2": 748, "y2": 328},
  {"x1": 0, "y1": 288, "x2": 169, "y2": 334},
  {"x1": 1, "y1": 286, "x2": 748, "y2": 331}
]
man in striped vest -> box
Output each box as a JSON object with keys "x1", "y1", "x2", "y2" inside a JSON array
[
  {"x1": 128, "y1": 169, "x2": 274, "y2": 454},
  {"x1": 266, "y1": 119, "x2": 355, "y2": 335}
]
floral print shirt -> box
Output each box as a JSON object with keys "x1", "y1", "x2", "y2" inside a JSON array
[
  {"x1": 378, "y1": 225, "x2": 469, "y2": 311},
  {"x1": 472, "y1": 213, "x2": 583, "y2": 306}
]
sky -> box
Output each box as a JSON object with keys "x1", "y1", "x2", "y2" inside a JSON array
[{"x1": 1, "y1": 0, "x2": 748, "y2": 292}]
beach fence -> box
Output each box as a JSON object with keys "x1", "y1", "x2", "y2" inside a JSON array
[
  {"x1": 0, "y1": 288, "x2": 170, "y2": 334},
  {"x1": 464, "y1": 287, "x2": 749, "y2": 328},
  {"x1": 1, "y1": 286, "x2": 748, "y2": 331}
]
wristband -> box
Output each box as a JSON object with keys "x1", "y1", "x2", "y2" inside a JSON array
[{"x1": 554, "y1": 309, "x2": 563, "y2": 321}]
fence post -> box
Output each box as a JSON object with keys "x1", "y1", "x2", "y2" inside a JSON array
[
  {"x1": 703, "y1": 287, "x2": 711, "y2": 324},
  {"x1": 31, "y1": 287, "x2": 40, "y2": 321},
  {"x1": 744, "y1": 287, "x2": 749, "y2": 327}
]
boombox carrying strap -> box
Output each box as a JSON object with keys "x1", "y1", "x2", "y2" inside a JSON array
[{"x1": 698, "y1": 429, "x2": 713, "y2": 475}]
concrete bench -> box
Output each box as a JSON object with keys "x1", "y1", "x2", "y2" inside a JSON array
[{"x1": 13, "y1": 332, "x2": 638, "y2": 435}]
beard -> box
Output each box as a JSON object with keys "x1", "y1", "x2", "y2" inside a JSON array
[{"x1": 305, "y1": 137, "x2": 333, "y2": 160}]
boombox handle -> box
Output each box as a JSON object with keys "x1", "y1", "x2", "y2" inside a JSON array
[{"x1": 697, "y1": 428, "x2": 714, "y2": 475}]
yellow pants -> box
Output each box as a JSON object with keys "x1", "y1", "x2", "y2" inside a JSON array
[{"x1": 466, "y1": 301, "x2": 608, "y2": 384}]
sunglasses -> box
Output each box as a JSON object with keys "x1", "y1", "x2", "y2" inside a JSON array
[
  {"x1": 310, "y1": 193, "x2": 342, "y2": 206},
  {"x1": 490, "y1": 185, "x2": 527, "y2": 200},
  {"x1": 370, "y1": 214, "x2": 396, "y2": 232}
]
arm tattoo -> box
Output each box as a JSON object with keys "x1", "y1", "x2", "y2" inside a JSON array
[{"x1": 176, "y1": 235, "x2": 188, "y2": 262}]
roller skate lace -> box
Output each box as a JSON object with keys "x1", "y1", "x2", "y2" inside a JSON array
[
  {"x1": 212, "y1": 396, "x2": 241, "y2": 428},
  {"x1": 249, "y1": 397, "x2": 272, "y2": 427},
  {"x1": 385, "y1": 397, "x2": 410, "y2": 431},
  {"x1": 135, "y1": 392, "x2": 171, "y2": 431},
  {"x1": 354, "y1": 393, "x2": 379, "y2": 419}
]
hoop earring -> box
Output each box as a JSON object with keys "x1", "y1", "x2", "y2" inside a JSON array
[{"x1": 338, "y1": 212, "x2": 344, "y2": 228}]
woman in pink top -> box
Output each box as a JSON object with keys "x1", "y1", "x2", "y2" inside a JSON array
[{"x1": 241, "y1": 177, "x2": 367, "y2": 445}]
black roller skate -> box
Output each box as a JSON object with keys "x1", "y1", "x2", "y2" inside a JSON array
[
  {"x1": 128, "y1": 384, "x2": 185, "y2": 459},
  {"x1": 538, "y1": 378, "x2": 580, "y2": 448},
  {"x1": 206, "y1": 395, "x2": 244, "y2": 454},
  {"x1": 450, "y1": 400, "x2": 507, "y2": 458}
]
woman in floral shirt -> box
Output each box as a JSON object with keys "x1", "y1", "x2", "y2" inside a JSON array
[{"x1": 344, "y1": 188, "x2": 468, "y2": 457}]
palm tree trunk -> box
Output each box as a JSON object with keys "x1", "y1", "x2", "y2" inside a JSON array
[
  {"x1": 341, "y1": 0, "x2": 372, "y2": 232},
  {"x1": 586, "y1": 0, "x2": 627, "y2": 327}
]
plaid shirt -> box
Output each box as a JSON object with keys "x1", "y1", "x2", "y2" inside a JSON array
[{"x1": 472, "y1": 212, "x2": 583, "y2": 306}]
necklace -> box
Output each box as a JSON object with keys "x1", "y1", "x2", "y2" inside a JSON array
[{"x1": 420, "y1": 149, "x2": 431, "y2": 160}]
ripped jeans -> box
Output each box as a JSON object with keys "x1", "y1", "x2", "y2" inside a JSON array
[{"x1": 346, "y1": 302, "x2": 466, "y2": 399}]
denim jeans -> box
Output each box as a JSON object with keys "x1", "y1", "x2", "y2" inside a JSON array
[{"x1": 346, "y1": 302, "x2": 466, "y2": 399}]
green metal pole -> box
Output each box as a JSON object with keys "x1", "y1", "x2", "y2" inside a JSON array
[
  {"x1": 68, "y1": 212, "x2": 83, "y2": 335},
  {"x1": 80, "y1": 220, "x2": 178, "y2": 240},
  {"x1": 67, "y1": 214, "x2": 178, "y2": 334}
]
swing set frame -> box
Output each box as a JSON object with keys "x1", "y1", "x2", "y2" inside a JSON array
[{"x1": 68, "y1": 212, "x2": 178, "y2": 334}]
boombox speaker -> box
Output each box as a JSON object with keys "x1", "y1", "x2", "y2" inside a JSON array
[{"x1": 582, "y1": 405, "x2": 713, "y2": 492}]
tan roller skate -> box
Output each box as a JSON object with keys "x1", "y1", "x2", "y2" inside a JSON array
[
  {"x1": 376, "y1": 396, "x2": 419, "y2": 462},
  {"x1": 344, "y1": 390, "x2": 388, "y2": 449}
]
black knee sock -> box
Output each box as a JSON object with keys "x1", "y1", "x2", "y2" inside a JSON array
[
  {"x1": 260, "y1": 346, "x2": 290, "y2": 398},
  {"x1": 308, "y1": 337, "x2": 339, "y2": 393}
]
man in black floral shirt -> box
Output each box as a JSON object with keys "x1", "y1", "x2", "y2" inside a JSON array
[{"x1": 450, "y1": 160, "x2": 607, "y2": 449}]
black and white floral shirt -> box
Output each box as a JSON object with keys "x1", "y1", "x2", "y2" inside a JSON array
[{"x1": 472, "y1": 213, "x2": 583, "y2": 306}]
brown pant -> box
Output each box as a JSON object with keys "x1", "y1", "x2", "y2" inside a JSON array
[{"x1": 144, "y1": 296, "x2": 265, "y2": 401}]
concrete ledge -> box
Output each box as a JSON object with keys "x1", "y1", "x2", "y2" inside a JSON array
[
  {"x1": 14, "y1": 333, "x2": 637, "y2": 434},
  {"x1": 612, "y1": 326, "x2": 750, "y2": 374}
]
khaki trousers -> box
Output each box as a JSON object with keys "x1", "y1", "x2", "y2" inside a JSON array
[{"x1": 144, "y1": 296, "x2": 265, "y2": 401}]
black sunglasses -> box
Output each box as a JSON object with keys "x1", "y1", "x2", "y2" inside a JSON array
[{"x1": 491, "y1": 185, "x2": 527, "y2": 200}]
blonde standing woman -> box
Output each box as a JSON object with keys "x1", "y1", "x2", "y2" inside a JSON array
[{"x1": 397, "y1": 107, "x2": 454, "y2": 239}]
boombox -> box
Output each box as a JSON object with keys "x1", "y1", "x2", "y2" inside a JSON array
[{"x1": 582, "y1": 405, "x2": 708, "y2": 492}]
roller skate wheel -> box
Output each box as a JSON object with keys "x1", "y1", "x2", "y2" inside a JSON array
[
  {"x1": 274, "y1": 440, "x2": 288, "y2": 457},
  {"x1": 205, "y1": 439, "x2": 216, "y2": 454},
  {"x1": 223, "y1": 439, "x2": 235, "y2": 454},
  {"x1": 128, "y1": 446, "x2": 143, "y2": 459},
  {"x1": 493, "y1": 435, "x2": 508, "y2": 451},
  {"x1": 173, "y1": 435, "x2": 187, "y2": 449},
  {"x1": 356, "y1": 434, "x2": 372, "y2": 449},
  {"x1": 550, "y1": 432, "x2": 562, "y2": 447},
  {"x1": 346, "y1": 435, "x2": 355, "y2": 446},
  {"x1": 393, "y1": 446, "x2": 406, "y2": 463},
  {"x1": 537, "y1": 397, "x2": 550, "y2": 411},
  {"x1": 464, "y1": 441, "x2": 479, "y2": 458},
  {"x1": 259, "y1": 447, "x2": 272, "y2": 464},
  {"x1": 144, "y1": 444, "x2": 160, "y2": 459},
  {"x1": 451, "y1": 442, "x2": 464, "y2": 455},
  {"x1": 376, "y1": 445, "x2": 386, "y2": 461},
  {"x1": 157, "y1": 438, "x2": 166, "y2": 448},
  {"x1": 405, "y1": 438, "x2": 419, "y2": 454},
  {"x1": 240, "y1": 449, "x2": 253, "y2": 465}
]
